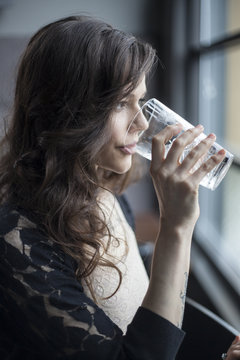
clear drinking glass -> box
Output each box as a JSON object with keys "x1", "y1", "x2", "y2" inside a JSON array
[{"x1": 133, "y1": 98, "x2": 234, "y2": 190}]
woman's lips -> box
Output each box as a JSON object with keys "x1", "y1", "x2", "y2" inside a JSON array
[{"x1": 118, "y1": 143, "x2": 137, "y2": 155}]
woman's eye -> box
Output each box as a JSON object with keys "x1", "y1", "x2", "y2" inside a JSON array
[
  {"x1": 116, "y1": 101, "x2": 127, "y2": 111},
  {"x1": 138, "y1": 98, "x2": 146, "y2": 107}
]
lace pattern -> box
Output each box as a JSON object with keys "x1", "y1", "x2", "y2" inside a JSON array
[
  {"x1": 0, "y1": 206, "x2": 120, "y2": 357},
  {"x1": 82, "y1": 192, "x2": 149, "y2": 334}
]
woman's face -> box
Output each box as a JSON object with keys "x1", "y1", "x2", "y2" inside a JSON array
[{"x1": 97, "y1": 76, "x2": 148, "y2": 174}]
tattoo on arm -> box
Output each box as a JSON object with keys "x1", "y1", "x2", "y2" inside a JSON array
[{"x1": 178, "y1": 271, "x2": 189, "y2": 328}]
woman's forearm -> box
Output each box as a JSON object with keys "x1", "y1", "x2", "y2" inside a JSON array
[{"x1": 142, "y1": 222, "x2": 193, "y2": 328}]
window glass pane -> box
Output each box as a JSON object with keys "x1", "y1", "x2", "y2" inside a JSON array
[
  {"x1": 200, "y1": 0, "x2": 240, "y2": 44},
  {"x1": 225, "y1": 45, "x2": 240, "y2": 155},
  {"x1": 222, "y1": 165, "x2": 240, "y2": 276},
  {"x1": 200, "y1": 0, "x2": 226, "y2": 43},
  {"x1": 222, "y1": 45, "x2": 240, "y2": 280},
  {"x1": 199, "y1": 51, "x2": 225, "y2": 141},
  {"x1": 196, "y1": 45, "x2": 240, "y2": 283},
  {"x1": 226, "y1": 0, "x2": 240, "y2": 36}
]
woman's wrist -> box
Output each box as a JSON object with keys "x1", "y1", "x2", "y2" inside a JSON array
[{"x1": 157, "y1": 217, "x2": 195, "y2": 246}]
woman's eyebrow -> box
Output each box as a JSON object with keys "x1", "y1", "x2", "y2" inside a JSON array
[{"x1": 127, "y1": 91, "x2": 147, "y2": 100}]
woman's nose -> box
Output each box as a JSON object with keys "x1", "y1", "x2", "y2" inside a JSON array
[{"x1": 131, "y1": 109, "x2": 149, "y2": 132}]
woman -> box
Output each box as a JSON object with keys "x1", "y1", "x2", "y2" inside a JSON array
[{"x1": 0, "y1": 15, "x2": 237, "y2": 359}]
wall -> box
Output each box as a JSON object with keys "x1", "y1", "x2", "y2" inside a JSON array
[{"x1": 0, "y1": 0, "x2": 147, "y2": 36}]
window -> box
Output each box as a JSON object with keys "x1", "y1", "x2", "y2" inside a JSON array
[{"x1": 185, "y1": 0, "x2": 240, "y2": 328}]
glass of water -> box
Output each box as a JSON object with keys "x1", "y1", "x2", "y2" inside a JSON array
[{"x1": 133, "y1": 98, "x2": 234, "y2": 190}]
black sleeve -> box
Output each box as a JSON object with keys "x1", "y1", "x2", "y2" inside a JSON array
[{"x1": 0, "y1": 208, "x2": 184, "y2": 360}]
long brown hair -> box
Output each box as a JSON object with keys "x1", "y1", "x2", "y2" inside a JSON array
[{"x1": 0, "y1": 15, "x2": 156, "y2": 299}]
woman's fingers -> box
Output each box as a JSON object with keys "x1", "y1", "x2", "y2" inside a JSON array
[
  {"x1": 188, "y1": 148, "x2": 226, "y2": 187},
  {"x1": 227, "y1": 336, "x2": 240, "y2": 360},
  {"x1": 232, "y1": 335, "x2": 240, "y2": 345},
  {"x1": 165, "y1": 124, "x2": 204, "y2": 166},
  {"x1": 151, "y1": 123, "x2": 183, "y2": 170},
  {"x1": 178, "y1": 133, "x2": 216, "y2": 174},
  {"x1": 150, "y1": 122, "x2": 226, "y2": 193}
]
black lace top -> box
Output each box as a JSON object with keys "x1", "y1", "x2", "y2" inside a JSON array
[{"x1": 0, "y1": 202, "x2": 184, "y2": 360}]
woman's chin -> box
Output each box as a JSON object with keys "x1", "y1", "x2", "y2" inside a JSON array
[
  {"x1": 114, "y1": 158, "x2": 133, "y2": 174},
  {"x1": 98, "y1": 158, "x2": 132, "y2": 175}
]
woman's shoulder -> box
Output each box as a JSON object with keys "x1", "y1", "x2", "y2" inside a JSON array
[
  {"x1": 0, "y1": 203, "x2": 76, "y2": 275},
  {"x1": 0, "y1": 203, "x2": 50, "y2": 247},
  {"x1": 0, "y1": 202, "x2": 39, "y2": 234}
]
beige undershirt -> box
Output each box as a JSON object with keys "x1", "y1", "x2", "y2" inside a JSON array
[{"x1": 82, "y1": 190, "x2": 149, "y2": 334}]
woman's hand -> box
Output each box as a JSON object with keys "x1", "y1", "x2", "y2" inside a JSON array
[
  {"x1": 224, "y1": 335, "x2": 240, "y2": 359},
  {"x1": 143, "y1": 123, "x2": 226, "y2": 327},
  {"x1": 150, "y1": 124, "x2": 225, "y2": 233}
]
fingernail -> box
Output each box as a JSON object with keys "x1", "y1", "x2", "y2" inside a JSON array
[
  {"x1": 208, "y1": 133, "x2": 216, "y2": 139},
  {"x1": 218, "y1": 149, "x2": 226, "y2": 156},
  {"x1": 174, "y1": 123, "x2": 183, "y2": 128},
  {"x1": 196, "y1": 124, "x2": 204, "y2": 130}
]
